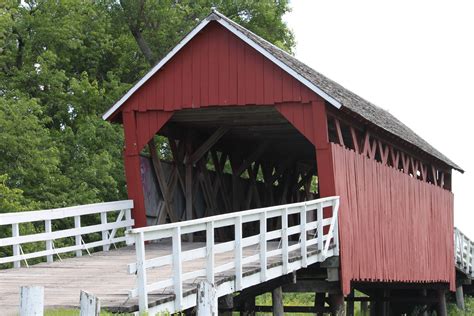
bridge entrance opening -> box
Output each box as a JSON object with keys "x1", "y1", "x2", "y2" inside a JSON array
[{"x1": 140, "y1": 106, "x2": 320, "y2": 239}]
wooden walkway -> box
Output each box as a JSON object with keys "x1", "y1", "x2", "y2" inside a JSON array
[
  {"x1": 0, "y1": 198, "x2": 341, "y2": 315},
  {"x1": 0, "y1": 241, "x2": 330, "y2": 315}
]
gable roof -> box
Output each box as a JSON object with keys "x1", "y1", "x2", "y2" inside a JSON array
[{"x1": 103, "y1": 10, "x2": 462, "y2": 172}]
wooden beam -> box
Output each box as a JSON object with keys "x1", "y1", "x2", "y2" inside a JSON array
[
  {"x1": 378, "y1": 140, "x2": 389, "y2": 165},
  {"x1": 334, "y1": 118, "x2": 345, "y2": 147},
  {"x1": 350, "y1": 126, "x2": 360, "y2": 153},
  {"x1": 148, "y1": 139, "x2": 177, "y2": 222},
  {"x1": 437, "y1": 290, "x2": 447, "y2": 316},
  {"x1": 272, "y1": 287, "x2": 284, "y2": 316},
  {"x1": 361, "y1": 131, "x2": 371, "y2": 157},
  {"x1": 210, "y1": 150, "x2": 232, "y2": 212},
  {"x1": 189, "y1": 126, "x2": 229, "y2": 164}
]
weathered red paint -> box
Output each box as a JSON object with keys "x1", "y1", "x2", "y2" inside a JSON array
[{"x1": 331, "y1": 143, "x2": 455, "y2": 295}]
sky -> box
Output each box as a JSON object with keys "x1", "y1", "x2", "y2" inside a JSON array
[{"x1": 284, "y1": 1, "x2": 474, "y2": 237}]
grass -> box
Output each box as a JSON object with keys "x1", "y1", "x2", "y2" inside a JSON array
[{"x1": 44, "y1": 295, "x2": 474, "y2": 315}]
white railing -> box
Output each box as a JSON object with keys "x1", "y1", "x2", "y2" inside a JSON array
[
  {"x1": 455, "y1": 227, "x2": 474, "y2": 278},
  {"x1": 127, "y1": 196, "x2": 340, "y2": 314},
  {"x1": 0, "y1": 200, "x2": 134, "y2": 268}
]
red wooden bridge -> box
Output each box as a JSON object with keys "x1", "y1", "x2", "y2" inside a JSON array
[{"x1": 0, "y1": 9, "x2": 470, "y2": 316}]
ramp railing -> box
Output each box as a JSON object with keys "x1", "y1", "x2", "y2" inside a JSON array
[
  {"x1": 127, "y1": 196, "x2": 340, "y2": 314},
  {"x1": 455, "y1": 227, "x2": 474, "y2": 278},
  {"x1": 0, "y1": 200, "x2": 134, "y2": 268}
]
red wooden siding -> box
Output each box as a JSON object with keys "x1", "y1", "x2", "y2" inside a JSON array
[
  {"x1": 331, "y1": 143, "x2": 455, "y2": 295},
  {"x1": 120, "y1": 22, "x2": 316, "y2": 126},
  {"x1": 118, "y1": 21, "x2": 323, "y2": 228}
]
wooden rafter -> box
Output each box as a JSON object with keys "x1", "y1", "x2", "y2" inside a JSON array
[
  {"x1": 350, "y1": 127, "x2": 360, "y2": 153},
  {"x1": 334, "y1": 118, "x2": 345, "y2": 147}
]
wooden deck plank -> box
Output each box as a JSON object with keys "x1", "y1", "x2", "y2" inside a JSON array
[{"x1": 0, "y1": 242, "x2": 279, "y2": 315}]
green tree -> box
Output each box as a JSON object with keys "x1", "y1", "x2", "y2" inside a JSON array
[{"x1": 0, "y1": 0, "x2": 294, "y2": 212}]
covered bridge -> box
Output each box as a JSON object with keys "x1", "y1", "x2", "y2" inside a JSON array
[{"x1": 103, "y1": 10, "x2": 463, "y2": 314}]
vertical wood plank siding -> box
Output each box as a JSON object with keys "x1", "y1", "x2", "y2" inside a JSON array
[
  {"x1": 120, "y1": 22, "x2": 316, "y2": 152},
  {"x1": 331, "y1": 143, "x2": 455, "y2": 295},
  {"x1": 119, "y1": 21, "x2": 319, "y2": 228}
]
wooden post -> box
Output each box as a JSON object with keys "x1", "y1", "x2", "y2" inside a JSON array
[
  {"x1": 369, "y1": 300, "x2": 377, "y2": 316},
  {"x1": 329, "y1": 293, "x2": 344, "y2": 316},
  {"x1": 272, "y1": 287, "x2": 284, "y2": 316},
  {"x1": 173, "y1": 226, "x2": 183, "y2": 311},
  {"x1": 259, "y1": 211, "x2": 267, "y2": 282},
  {"x1": 80, "y1": 290, "x2": 100, "y2": 316},
  {"x1": 12, "y1": 223, "x2": 20, "y2": 268},
  {"x1": 20, "y1": 286, "x2": 43, "y2": 316},
  {"x1": 197, "y1": 280, "x2": 218, "y2": 316},
  {"x1": 311, "y1": 100, "x2": 336, "y2": 198},
  {"x1": 44, "y1": 220, "x2": 53, "y2": 263},
  {"x1": 437, "y1": 289, "x2": 447, "y2": 316},
  {"x1": 206, "y1": 221, "x2": 215, "y2": 285},
  {"x1": 135, "y1": 232, "x2": 148, "y2": 313},
  {"x1": 123, "y1": 111, "x2": 147, "y2": 228},
  {"x1": 100, "y1": 211, "x2": 109, "y2": 251},
  {"x1": 456, "y1": 284, "x2": 465, "y2": 310},
  {"x1": 346, "y1": 290, "x2": 355, "y2": 316},
  {"x1": 235, "y1": 216, "x2": 243, "y2": 290},
  {"x1": 383, "y1": 289, "x2": 390, "y2": 316},
  {"x1": 361, "y1": 301, "x2": 369, "y2": 316},
  {"x1": 315, "y1": 292, "x2": 325, "y2": 316},
  {"x1": 74, "y1": 215, "x2": 82, "y2": 257},
  {"x1": 218, "y1": 294, "x2": 234, "y2": 316},
  {"x1": 242, "y1": 296, "x2": 256, "y2": 316},
  {"x1": 185, "y1": 137, "x2": 193, "y2": 241}
]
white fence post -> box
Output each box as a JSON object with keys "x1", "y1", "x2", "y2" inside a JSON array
[
  {"x1": 101, "y1": 212, "x2": 109, "y2": 251},
  {"x1": 196, "y1": 280, "x2": 217, "y2": 316},
  {"x1": 173, "y1": 226, "x2": 183, "y2": 311},
  {"x1": 333, "y1": 199, "x2": 340, "y2": 255},
  {"x1": 45, "y1": 220, "x2": 53, "y2": 263},
  {"x1": 235, "y1": 215, "x2": 243, "y2": 290},
  {"x1": 300, "y1": 204, "x2": 307, "y2": 267},
  {"x1": 282, "y1": 207, "x2": 289, "y2": 274},
  {"x1": 136, "y1": 232, "x2": 148, "y2": 313},
  {"x1": 125, "y1": 209, "x2": 134, "y2": 245},
  {"x1": 12, "y1": 223, "x2": 20, "y2": 268},
  {"x1": 74, "y1": 215, "x2": 82, "y2": 257},
  {"x1": 206, "y1": 221, "x2": 215, "y2": 285},
  {"x1": 259, "y1": 211, "x2": 267, "y2": 282},
  {"x1": 317, "y1": 204, "x2": 323, "y2": 253},
  {"x1": 80, "y1": 290, "x2": 100, "y2": 316},
  {"x1": 20, "y1": 285, "x2": 44, "y2": 316}
]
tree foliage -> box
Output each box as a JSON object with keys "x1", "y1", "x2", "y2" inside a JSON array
[{"x1": 0, "y1": 0, "x2": 294, "y2": 212}]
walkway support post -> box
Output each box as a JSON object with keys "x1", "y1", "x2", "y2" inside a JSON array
[
  {"x1": 346, "y1": 290, "x2": 354, "y2": 316},
  {"x1": 20, "y1": 286, "x2": 44, "y2": 316},
  {"x1": 272, "y1": 286, "x2": 284, "y2": 316},
  {"x1": 196, "y1": 281, "x2": 217, "y2": 316},
  {"x1": 437, "y1": 289, "x2": 447, "y2": 316},
  {"x1": 80, "y1": 290, "x2": 100, "y2": 316},
  {"x1": 456, "y1": 284, "x2": 465, "y2": 310},
  {"x1": 360, "y1": 301, "x2": 368, "y2": 316}
]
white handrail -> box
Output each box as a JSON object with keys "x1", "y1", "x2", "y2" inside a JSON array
[
  {"x1": 454, "y1": 227, "x2": 474, "y2": 278},
  {"x1": 127, "y1": 196, "x2": 340, "y2": 314},
  {"x1": 0, "y1": 200, "x2": 134, "y2": 268}
]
